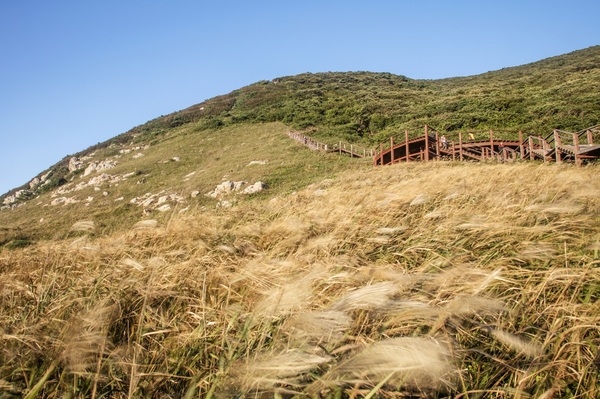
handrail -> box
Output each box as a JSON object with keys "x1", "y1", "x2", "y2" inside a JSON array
[
  {"x1": 372, "y1": 124, "x2": 600, "y2": 166},
  {"x1": 289, "y1": 124, "x2": 599, "y2": 166},
  {"x1": 287, "y1": 131, "x2": 375, "y2": 158}
]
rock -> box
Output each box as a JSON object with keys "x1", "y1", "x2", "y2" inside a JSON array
[
  {"x1": 191, "y1": 190, "x2": 200, "y2": 198},
  {"x1": 40, "y1": 170, "x2": 52, "y2": 182},
  {"x1": 83, "y1": 160, "x2": 117, "y2": 177},
  {"x1": 205, "y1": 180, "x2": 265, "y2": 198},
  {"x1": 242, "y1": 181, "x2": 266, "y2": 194},
  {"x1": 3, "y1": 195, "x2": 16, "y2": 205},
  {"x1": 50, "y1": 196, "x2": 79, "y2": 206},
  {"x1": 83, "y1": 162, "x2": 97, "y2": 176},
  {"x1": 88, "y1": 173, "x2": 113, "y2": 186},
  {"x1": 156, "y1": 204, "x2": 171, "y2": 212},
  {"x1": 69, "y1": 157, "x2": 84, "y2": 172},
  {"x1": 206, "y1": 181, "x2": 236, "y2": 198},
  {"x1": 29, "y1": 177, "x2": 40, "y2": 189},
  {"x1": 141, "y1": 197, "x2": 155, "y2": 207},
  {"x1": 247, "y1": 160, "x2": 269, "y2": 166}
]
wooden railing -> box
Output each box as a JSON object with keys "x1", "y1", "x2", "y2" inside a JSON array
[
  {"x1": 287, "y1": 131, "x2": 374, "y2": 158},
  {"x1": 288, "y1": 125, "x2": 599, "y2": 166},
  {"x1": 287, "y1": 130, "x2": 329, "y2": 151},
  {"x1": 373, "y1": 125, "x2": 600, "y2": 166}
]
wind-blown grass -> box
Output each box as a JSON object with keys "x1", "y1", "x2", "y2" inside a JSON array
[{"x1": 1, "y1": 161, "x2": 599, "y2": 398}]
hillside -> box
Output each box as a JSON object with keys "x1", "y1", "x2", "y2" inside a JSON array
[
  {"x1": 2, "y1": 46, "x2": 600, "y2": 245},
  {"x1": 1, "y1": 46, "x2": 600, "y2": 398}
]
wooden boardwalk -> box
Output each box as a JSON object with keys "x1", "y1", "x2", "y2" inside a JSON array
[
  {"x1": 287, "y1": 125, "x2": 600, "y2": 166},
  {"x1": 373, "y1": 125, "x2": 600, "y2": 166}
]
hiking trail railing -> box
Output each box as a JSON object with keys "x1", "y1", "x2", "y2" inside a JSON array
[
  {"x1": 287, "y1": 131, "x2": 374, "y2": 158},
  {"x1": 372, "y1": 125, "x2": 600, "y2": 166},
  {"x1": 287, "y1": 125, "x2": 600, "y2": 166}
]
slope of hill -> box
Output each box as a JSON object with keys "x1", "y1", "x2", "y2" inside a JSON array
[
  {"x1": 1, "y1": 46, "x2": 600, "y2": 397},
  {"x1": 2, "y1": 46, "x2": 600, "y2": 245}
]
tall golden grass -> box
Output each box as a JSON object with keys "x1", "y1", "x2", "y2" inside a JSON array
[{"x1": 0, "y1": 161, "x2": 599, "y2": 398}]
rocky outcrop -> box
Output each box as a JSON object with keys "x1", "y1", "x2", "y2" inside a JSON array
[
  {"x1": 242, "y1": 181, "x2": 267, "y2": 194},
  {"x1": 69, "y1": 157, "x2": 84, "y2": 172},
  {"x1": 206, "y1": 181, "x2": 246, "y2": 199},
  {"x1": 130, "y1": 191, "x2": 186, "y2": 212},
  {"x1": 83, "y1": 160, "x2": 117, "y2": 177},
  {"x1": 205, "y1": 180, "x2": 267, "y2": 200}
]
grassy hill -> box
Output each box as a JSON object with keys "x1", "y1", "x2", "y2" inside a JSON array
[
  {"x1": 2, "y1": 46, "x2": 600, "y2": 243},
  {"x1": 0, "y1": 47, "x2": 599, "y2": 398}
]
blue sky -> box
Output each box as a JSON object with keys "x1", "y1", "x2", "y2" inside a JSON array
[{"x1": 1, "y1": 1, "x2": 598, "y2": 195}]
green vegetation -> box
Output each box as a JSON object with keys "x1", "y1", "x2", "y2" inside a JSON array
[{"x1": 129, "y1": 45, "x2": 600, "y2": 145}]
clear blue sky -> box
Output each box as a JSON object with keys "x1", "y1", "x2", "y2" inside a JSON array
[{"x1": 1, "y1": 1, "x2": 598, "y2": 195}]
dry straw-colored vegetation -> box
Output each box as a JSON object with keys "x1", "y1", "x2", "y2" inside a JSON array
[{"x1": 1, "y1": 161, "x2": 599, "y2": 398}]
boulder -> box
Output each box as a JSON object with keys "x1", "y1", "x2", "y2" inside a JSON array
[
  {"x1": 242, "y1": 181, "x2": 266, "y2": 195},
  {"x1": 206, "y1": 181, "x2": 240, "y2": 198},
  {"x1": 29, "y1": 177, "x2": 40, "y2": 189},
  {"x1": 69, "y1": 157, "x2": 84, "y2": 172}
]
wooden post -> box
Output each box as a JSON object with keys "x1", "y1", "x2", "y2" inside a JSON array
[
  {"x1": 489, "y1": 130, "x2": 494, "y2": 160},
  {"x1": 528, "y1": 136, "x2": 534, "y2": 161},
  {"x1": 379, "y1": 143, "x2": 383, "y2": 166},
  {"x1": 435, "y1": 131, "x2": 440, "y2": 159},
  {"x1": 459, "y1": 131, "x2": 464, "y2": 162},
  {"x1": 574, "y1": 132, "x2": 581, "y2": 167},
  {"x1": 405, "y1": 130, "x2": 410, "y2": 162},
  {"x1": 554, "y1": 130, "x2": 562, "y2": 163},
  {"x1": 587, "y1": 129, "x2": 594, "y2": 145},
  {"x1": 424, "y1": 125, "x2": 430, "y2": 161},
  {"x1": 519, "y1": 130, "x2": 524, "y2": 159},
  {"x1": 390, "y1": 137, "x2": 394, "y2": 164},
  {"x1": 451, "y1": 141, "x2": 456, "y2": 161}
]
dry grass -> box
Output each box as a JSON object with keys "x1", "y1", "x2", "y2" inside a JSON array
[{"x1": 1, "y1": 161, "x2": 599, "y2": 398}]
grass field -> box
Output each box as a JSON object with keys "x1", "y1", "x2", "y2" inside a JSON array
[{"x1": 1, "y1": 159, "x2": 598, "y2": 398}]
